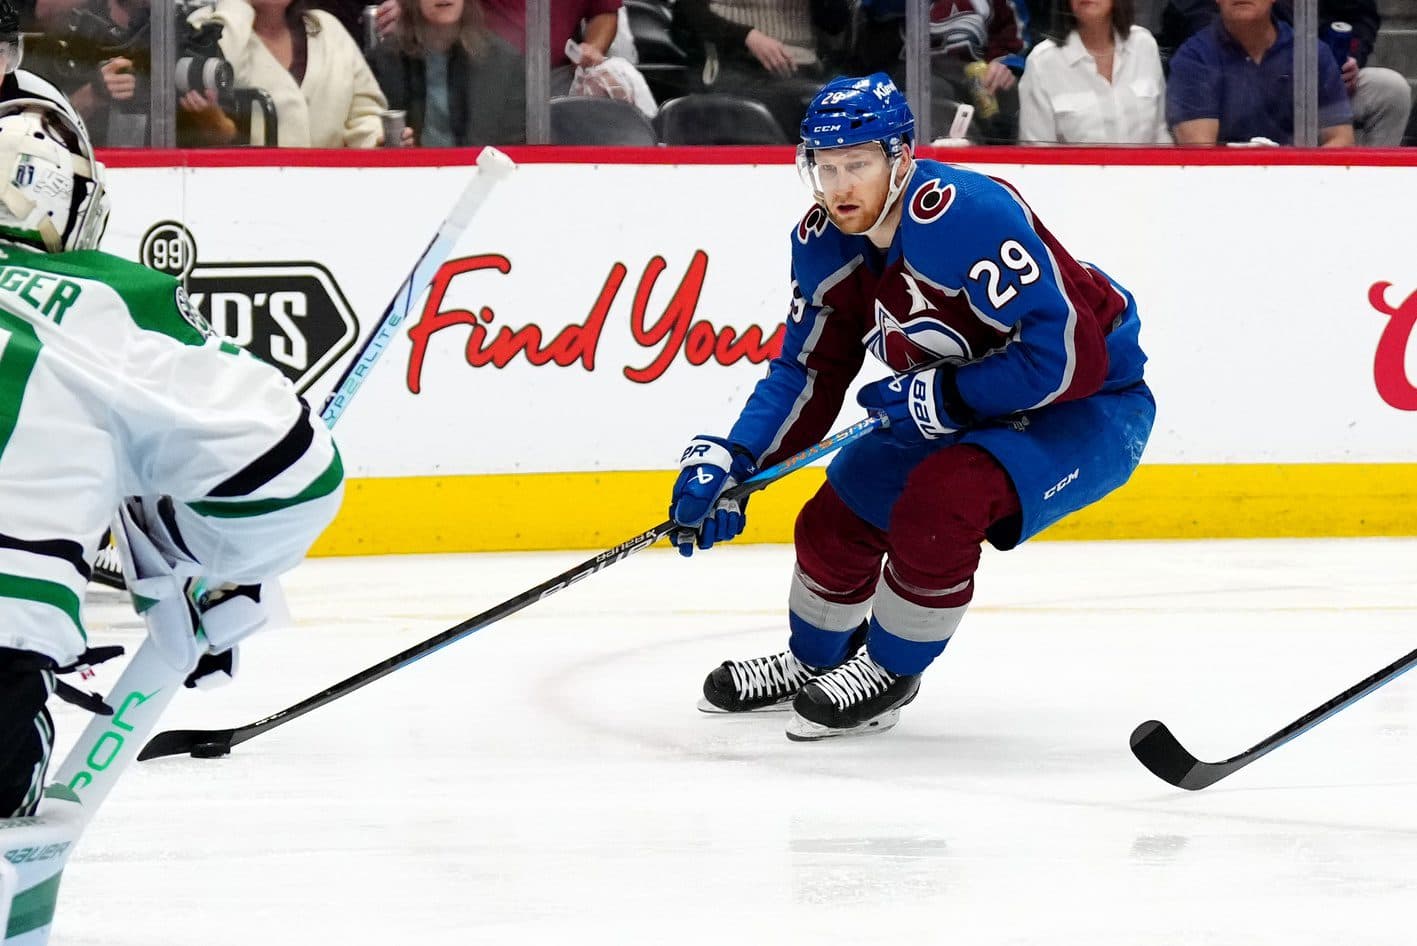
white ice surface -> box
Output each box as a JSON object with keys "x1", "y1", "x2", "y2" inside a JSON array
[{"x1": 49, "y1": 539, "x2": 1417, "y2": 945}]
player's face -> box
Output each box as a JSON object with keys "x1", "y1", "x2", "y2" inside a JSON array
[{"x1": 812, "y1": 144, "x2": 893, "y2": 235}]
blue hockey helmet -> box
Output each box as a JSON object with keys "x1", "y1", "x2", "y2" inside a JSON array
[
  {"x1": 799, "y1": 73, "x2": 915, "y2": 155},
  {"x1": 797, "y1": 74, "x2": 917, "y2": 234}
]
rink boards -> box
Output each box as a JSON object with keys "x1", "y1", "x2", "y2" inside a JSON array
[{"x1": 96, "y1": 147, "x2": 1417, "y2": 552}]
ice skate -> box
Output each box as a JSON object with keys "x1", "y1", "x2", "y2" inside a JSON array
[
  {"x1": 698, "y1": 649, "x2": 825, "y2": 713},
  {"x1": 786, "y1": 649, "x2": 921, "y2": 741},
  {"x1": 699, "y1": 625, "x2": 867, "y2": 713}
]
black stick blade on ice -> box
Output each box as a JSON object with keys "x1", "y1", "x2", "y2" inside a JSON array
[
  {"x1": 1128, "y1": 720, "x2": 1236, "y2": 791},
  {"x1": 138, "y1": 728, "x2": 241, "y2": 760},
  {"x1": 1130, "y1": 645, "x2": 1417, "y2": 791}
]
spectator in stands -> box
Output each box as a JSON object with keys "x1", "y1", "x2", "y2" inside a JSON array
[
  {"x1": 25, "y1": 0, "x2": 237, "y2": 145},
  {"x1": 1160, "y1": 0, "x2": 1410, "y2": 146},
  {"x1": 192, "y1": 0, "x2": 388, "y2": 146},
  {"x1": 1167, "y1": 0, "x2": 1354, "y2": 145},
  {"x1": 1019, "y1": 0, "x2": 1171, "y2": 143},
  {"x1": 852, "y1": 0, "x2": 1026, "y2": 144},
  {"x1": 671, "y1": 0, "x2": 851, "y2": 140},
  {"x1": 482, "y1": 0, "x2": 620, "y2": 96},
  {"x1": 371, "y1": 0, "x2": 524, "y2": 145}
]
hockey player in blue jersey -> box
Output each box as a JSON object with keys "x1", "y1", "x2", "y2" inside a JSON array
[{"x1": 668, "y1": 73, "x2": 1155, "y2": 741}]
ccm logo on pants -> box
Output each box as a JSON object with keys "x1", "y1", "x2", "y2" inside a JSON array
[{"x1": 1044, "y1": 468, "x2": 1080, "y2": 500}]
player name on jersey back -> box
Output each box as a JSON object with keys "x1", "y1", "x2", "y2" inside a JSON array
[{"x1": 0, "y1": 263, "x2": 83, "y2": 324}]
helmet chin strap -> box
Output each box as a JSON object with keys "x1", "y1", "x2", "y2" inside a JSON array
[
  {"x1": 808, "y1": 143, "x2": 913, "y2": 237},
  {"x1": 865, "y1": 153, "x2": 911, "y2": 235}
]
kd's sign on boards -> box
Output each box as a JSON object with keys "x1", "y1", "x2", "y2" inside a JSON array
[{"x1": 140, "y1": 221, "x2": 359, "y2": 392}]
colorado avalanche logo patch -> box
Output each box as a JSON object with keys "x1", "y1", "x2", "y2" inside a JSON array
[
  {"x1": 908, "y1": 180, "x2": 955, "y2": 225},
  {"x1": 796, "y1": 206, "x2": 830, "y2": 244},
  {"x1": 866, "y1": 301, "x2": 972, "y2": 370}
]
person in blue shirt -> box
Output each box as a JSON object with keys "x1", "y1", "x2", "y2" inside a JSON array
[
  {"x1": 1161, "y1": 0, "x2": 1408, "y2": 146},
  {"x1": 1166, "y1": 0, "x2": 1354, "y2": 146},
  {"x1": 667, "y1": 74, "x2": 1155, "y2": 741}
]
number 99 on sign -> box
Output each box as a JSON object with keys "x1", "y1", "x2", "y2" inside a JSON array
[{"x1": 139, "y1": 223, "x2": 197, "y2": 279}]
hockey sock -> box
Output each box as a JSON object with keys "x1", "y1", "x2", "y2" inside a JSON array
[
  {"x1": 790, "y1": 483, "x2": 891, "y2": 668},
  {"x1": 788, "y1": 566, "x2": 873, "y2": 668},
  {"x1": 865, "y1": 571, "x2": 969, "y2": 676}
]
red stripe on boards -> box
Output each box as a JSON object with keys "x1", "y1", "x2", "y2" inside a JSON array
[{"x1": 95, "y1": 145, "x2": 1417, "y2": 170}]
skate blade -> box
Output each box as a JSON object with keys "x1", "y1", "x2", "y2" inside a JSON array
[
  {"x1": 785, "y1": 708, "x2": 902, "y2": 741},
  {"x1": 697, "y1": 697, "x2": 794, "y2": 714}
]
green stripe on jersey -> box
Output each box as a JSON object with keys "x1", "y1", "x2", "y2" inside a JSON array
[
  {"x1": 0, "y1": 310, "x2": 42, "y2": 460},
  {"x1": 0, "y1": 573, "x2": 84, "y2": 637},
  {"x1": 189, "y1": 449, "x2": 344, "y2": 519},
  {"x1": 2, "y1": 245, "x2": 207, "y2": 346}
]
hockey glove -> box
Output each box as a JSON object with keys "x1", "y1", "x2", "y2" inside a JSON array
[
  {"x1": 669, "y1": 435, "x2": 757, "y2": 557},
  {"x1": 856, "y1": 367, "x2": 969, "y2": 446},
  {"x1": 185, "y1": 647, "x2": 239, "y2": 690},
  {"x1": 182, "y1": 581, "x2": 275, "y2": 688}
]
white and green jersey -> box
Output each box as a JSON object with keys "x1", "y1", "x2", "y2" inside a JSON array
[{"x1": 0, "y1": 242, "x2": 343, "y2": 665}]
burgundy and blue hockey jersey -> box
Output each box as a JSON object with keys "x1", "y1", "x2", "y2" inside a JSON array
[{"x1": 729, "y1": 159, "x2": 1147, "y2": 468}]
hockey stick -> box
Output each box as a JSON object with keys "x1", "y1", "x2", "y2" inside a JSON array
[
  {"x1": 1130, "y1": 646, "x2": 1417, "y2": 790},
  {"x1": 319, "y1": 146, "x2": 516, "y2": 427},
  {"x1": 2, "y1": 519, "x2": 195, "y2": 943},
  {"x1": 91, "y1": 148, "x2": 518, "y2": 595},
  {"x1": 137, "y1": 413, "x2": 888, "y2": 761},
  {"x1": 0, "y1": 640, "x2": 184, "y2": 944}
]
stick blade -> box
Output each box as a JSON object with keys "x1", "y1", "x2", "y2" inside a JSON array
[
  {"x1": 1128, "y1": 719, "x2": 1217, "y2": 791},
  {"x1": 138, "y1": 728, "x2": 237, "y2": 761}
]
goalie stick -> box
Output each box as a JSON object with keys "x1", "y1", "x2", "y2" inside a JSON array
[
  {"x1": 91, "y1": 147, "x2": 518, "y2": 593},
  {"x1": 136, "y1": 413, "x2": 889, "y2": 761},
  {"x1": 1130, "y1": 645, "x2": 1417, "y2": 791},
  {"x1": 1, "y1": 525, "x2": 191, "y2": 944}
]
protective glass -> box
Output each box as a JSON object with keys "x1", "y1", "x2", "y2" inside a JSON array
[{"x1": 796, "y1": 143, "x2": 890, "y2": 197}]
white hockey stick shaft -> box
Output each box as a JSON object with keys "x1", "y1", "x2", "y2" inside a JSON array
[
  {"x1": 1, "y1": 602, "x2": 189, "y2": 944},
  {"x1": 49, "y1": 641, "x2": 184, "y2": 812},
  {"x1": 319, "y1": 146, "x2": 517, "y2": 428}
]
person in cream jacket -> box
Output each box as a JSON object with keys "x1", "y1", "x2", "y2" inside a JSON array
[{"x1": 193, "y1": 0, "x2": 388, "y2": 147}]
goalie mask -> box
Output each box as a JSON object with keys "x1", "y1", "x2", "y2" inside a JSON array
[{"x1": 0, "y1": 97, "x2": 109, "y2": 253}]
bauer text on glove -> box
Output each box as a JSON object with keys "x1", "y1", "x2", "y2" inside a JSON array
[
  {"x1": 668, "y1": 436, "x2": 757, "y2": 556},
  {"x1": 856, "y1": 367, "x2": 972, "y2": 445}
]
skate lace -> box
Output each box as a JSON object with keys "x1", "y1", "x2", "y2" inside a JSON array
[
  {"x1": 729, "y1": 652, "x2": 814, "y2": 699},
  {"x1": 813, "y1": 654, "x2": 895, "y2": 709}
]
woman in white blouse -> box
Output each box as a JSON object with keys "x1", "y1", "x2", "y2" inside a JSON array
[{"x1": 1018, "y1": 0, "x2": 1171, "y2": 144}]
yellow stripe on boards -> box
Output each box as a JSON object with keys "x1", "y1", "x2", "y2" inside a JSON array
[{"x1": 308, "y1": 464, "x2": 1417, "y2": 557}]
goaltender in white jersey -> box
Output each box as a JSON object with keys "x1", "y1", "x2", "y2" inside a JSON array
[{"x1": 0, "y1": 93, "x2": 344, "y2": 818}]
